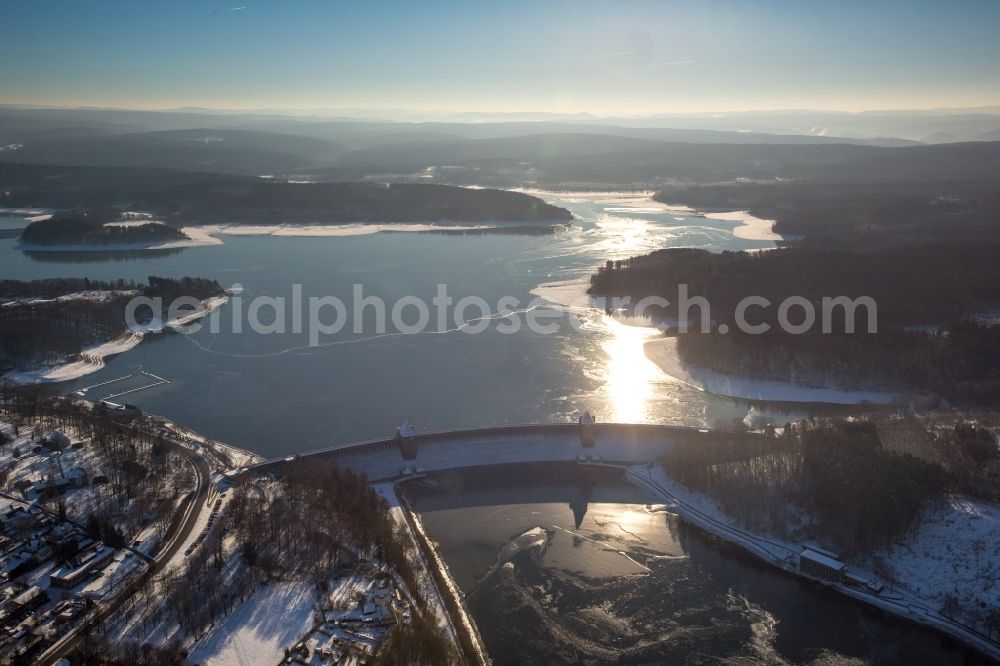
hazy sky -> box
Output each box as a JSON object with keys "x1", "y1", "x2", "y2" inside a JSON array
[{"x1": 2, "y1": 0, "x2": 998, "y2": 114}]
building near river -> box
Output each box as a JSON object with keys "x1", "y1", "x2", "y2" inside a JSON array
[{"x1": 799, "y1": 548, "x2": 847, "y2": 582}]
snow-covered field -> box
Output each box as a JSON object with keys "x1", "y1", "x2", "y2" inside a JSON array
[
  {"x1": 868, "y1": 496, "x2": 1000, "y2": 629},
  {"x1": 187, "y1": 582, "x2": 317, "y2": 666}
]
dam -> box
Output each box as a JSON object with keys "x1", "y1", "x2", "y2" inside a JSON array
[{"x1": 239, "y1": 421, "x2": 734, "y2": 482}]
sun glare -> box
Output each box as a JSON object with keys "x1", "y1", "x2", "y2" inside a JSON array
[{"x1": 600, "y1": 316, "x2": 665, "y2": 423}]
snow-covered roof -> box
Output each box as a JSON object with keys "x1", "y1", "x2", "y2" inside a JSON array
[
  {"x1": 46, "y1": 431, "x2": 70, "y2": 445},
  {"x1": 13, "y1": 585, "x2": 44, "y2": 606},
  {"x1": 800, "y1": 548, "x2": 846, "y2": 572}
]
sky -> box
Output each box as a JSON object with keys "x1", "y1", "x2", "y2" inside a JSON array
[{"x1": 2, "y1": 0, "x2": 999, "y2": 115}]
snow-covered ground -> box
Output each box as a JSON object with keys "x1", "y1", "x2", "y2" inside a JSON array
[
  {"x1": 0, "y1": 206, "x2": 52, "y2": 222},
  {"x1": 629, "y1": 464, "x2": 800, "y2": 565},
  {"x1": 164, "y1": 489, "x2": 229, "y2": 572},
  {"x1": 17, "y1": 222, "x2": 528, "y2": 252},
  {"x1": 529, "y1": 277, "x2": 594, "y2": 310},
  {"x1": 4, "y1": 332, "x2": 145, "y2": 384},
  {"x1": 3, "y1": 293, "x2": 229, "y2": 384},
  {"x1": 0, "y1": 289, "x2": 139, "y2": 306},
  {"x1": 628, "y1": 463, "x2": 1000, "y2": 660},
  {"x1": 374, "y1": 484, "x2": 456, "y2": 637},
  {"x1": 702, "y1": 209, "x2": 794, "y2": 242},
  {"x1": 867, "y1": 496, "x2": 1000, "y2": 629},
  {"x1": 0, "y1": 416, "x2": 189, "y2": 553},
  {"x1": 376, "y1": 483, "x2": 483, "y2": 661},
  {"x1": 201, "y1": 222, "x2": 504, "y2": 239},
  {"x1": 0, "y1": 422, "x2": 114, "y2": 522},
  {"x1": 645, "y1": 337, "x2": 899, "y2": 405},
  {"x1": 186, "y1": 582, "x2": 318, "y2": 666}
]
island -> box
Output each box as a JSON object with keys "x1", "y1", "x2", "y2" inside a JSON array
[{"x1": 19, "y1": 216, "x2": 188, "y2": 247}]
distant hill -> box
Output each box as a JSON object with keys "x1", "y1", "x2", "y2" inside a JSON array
[
  {"x1": 319, "y1": 134, "x2": 1000, "y2": 187},
  {"x1": 0, "y1": 107, "x2": 923, "y2": 155},
  {"x1": 0, "y1": 129, "x2": 346, "y2": 175}
]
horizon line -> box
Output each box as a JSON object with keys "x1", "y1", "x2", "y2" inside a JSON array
[{"x1": 3, "y1": 102, "x2": 1000, "y2": 120}]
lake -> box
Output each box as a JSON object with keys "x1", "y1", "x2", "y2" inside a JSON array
[
  {"x1": 1, "y1": 193, "x2": 813, "y2": 458},
  {"x1": 1, "y1": 197, "x2": 982, "y2": 663}
]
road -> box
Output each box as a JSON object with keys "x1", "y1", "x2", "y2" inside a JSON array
[{"x1": 34, "y1": 422, "x2": 212, "y2": 665}]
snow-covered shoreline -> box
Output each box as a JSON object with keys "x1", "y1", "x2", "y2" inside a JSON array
[
  {"x1": 702, "y1": 209, "x2": 790, "y2": 241},
  {"x1": 201, "y1": 222, "x2": 508, "y2": 238},
  {"x1": 627, "y1": 464, "x2": 1000, "y2": 661},
  {"x1": 15, "y1": 225, "x2": 224, "y2": 252},
  {"x1": 16, "y1": 221, "x2": 558, "y2": 252},
  {"x1": 645, "y1": 337, "x2": 899, "y2": 405},
  {"x1": 0, "y1": 206, "x2": 53, "y2": 222},
  {"x1": 529, "y1": 276, "x2": 898, "y2": 406},
  {"x1": 528, "y1": 276, "x2": 596, "y2": 309},
  {"x1": 3, "y1": 293, "x2": 230, "y2": 384},
  {"x1": 517, "y1": 193, "x2": 788, "y2": 243},
  {"x1": 526, "y1": 191, "x2": 894, "y2": 406}
]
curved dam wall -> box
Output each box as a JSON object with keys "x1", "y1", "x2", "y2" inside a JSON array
[{"x1": 246, "y1": 423, "x2": 731, "y2": 483}]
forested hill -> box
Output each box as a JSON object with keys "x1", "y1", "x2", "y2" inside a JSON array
[
  {"x1": 588, "y1": 246, "x2": 1000, "y2": 404},
  {"x1": 654, "y1": 178, "x2": 1000, "y2": 249},
  {"x1": 0, "y1": 163, "x2": 572, "y2": 226},
  {"x1": 20, "y1": 218, "x2": 186, "y2": 246},
  {"x1": 0, "y1": 277, "x2": 223, "y2": 371},
  {"x1": 587, "y1": 245, "x2": 1000, "y2": 327}
]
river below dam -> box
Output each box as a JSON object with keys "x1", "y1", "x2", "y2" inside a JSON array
[{"x1": 407, "y1": 464, "x2": 978, "y2": 665}]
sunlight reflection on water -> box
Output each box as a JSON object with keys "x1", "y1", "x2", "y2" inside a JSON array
[{"x1": 600, "y1": 316, "x2": 671, "y2": 423}]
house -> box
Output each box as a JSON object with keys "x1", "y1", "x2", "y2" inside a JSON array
[
  {"x1": 799, "y1": 548, "x2": 847, "y2": 582},
  {"x1": 44, "y1": 431, "x2": 70, "y2": 450},
  {"x1": 93, "y1": 401, "x2": 142, "y2": 422},
  {"x1": 3, "y1": 506, "x2": 27, "y2": 521},
  {"x1": 65, "y1": 467, "x2": 89, "y2": 487},
  {"x1": 10, "y1": 586, "x2": 47, "y2": 619},
  {"x1": 49, "y1": 546, "x2": 114, "y2": 589}
]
